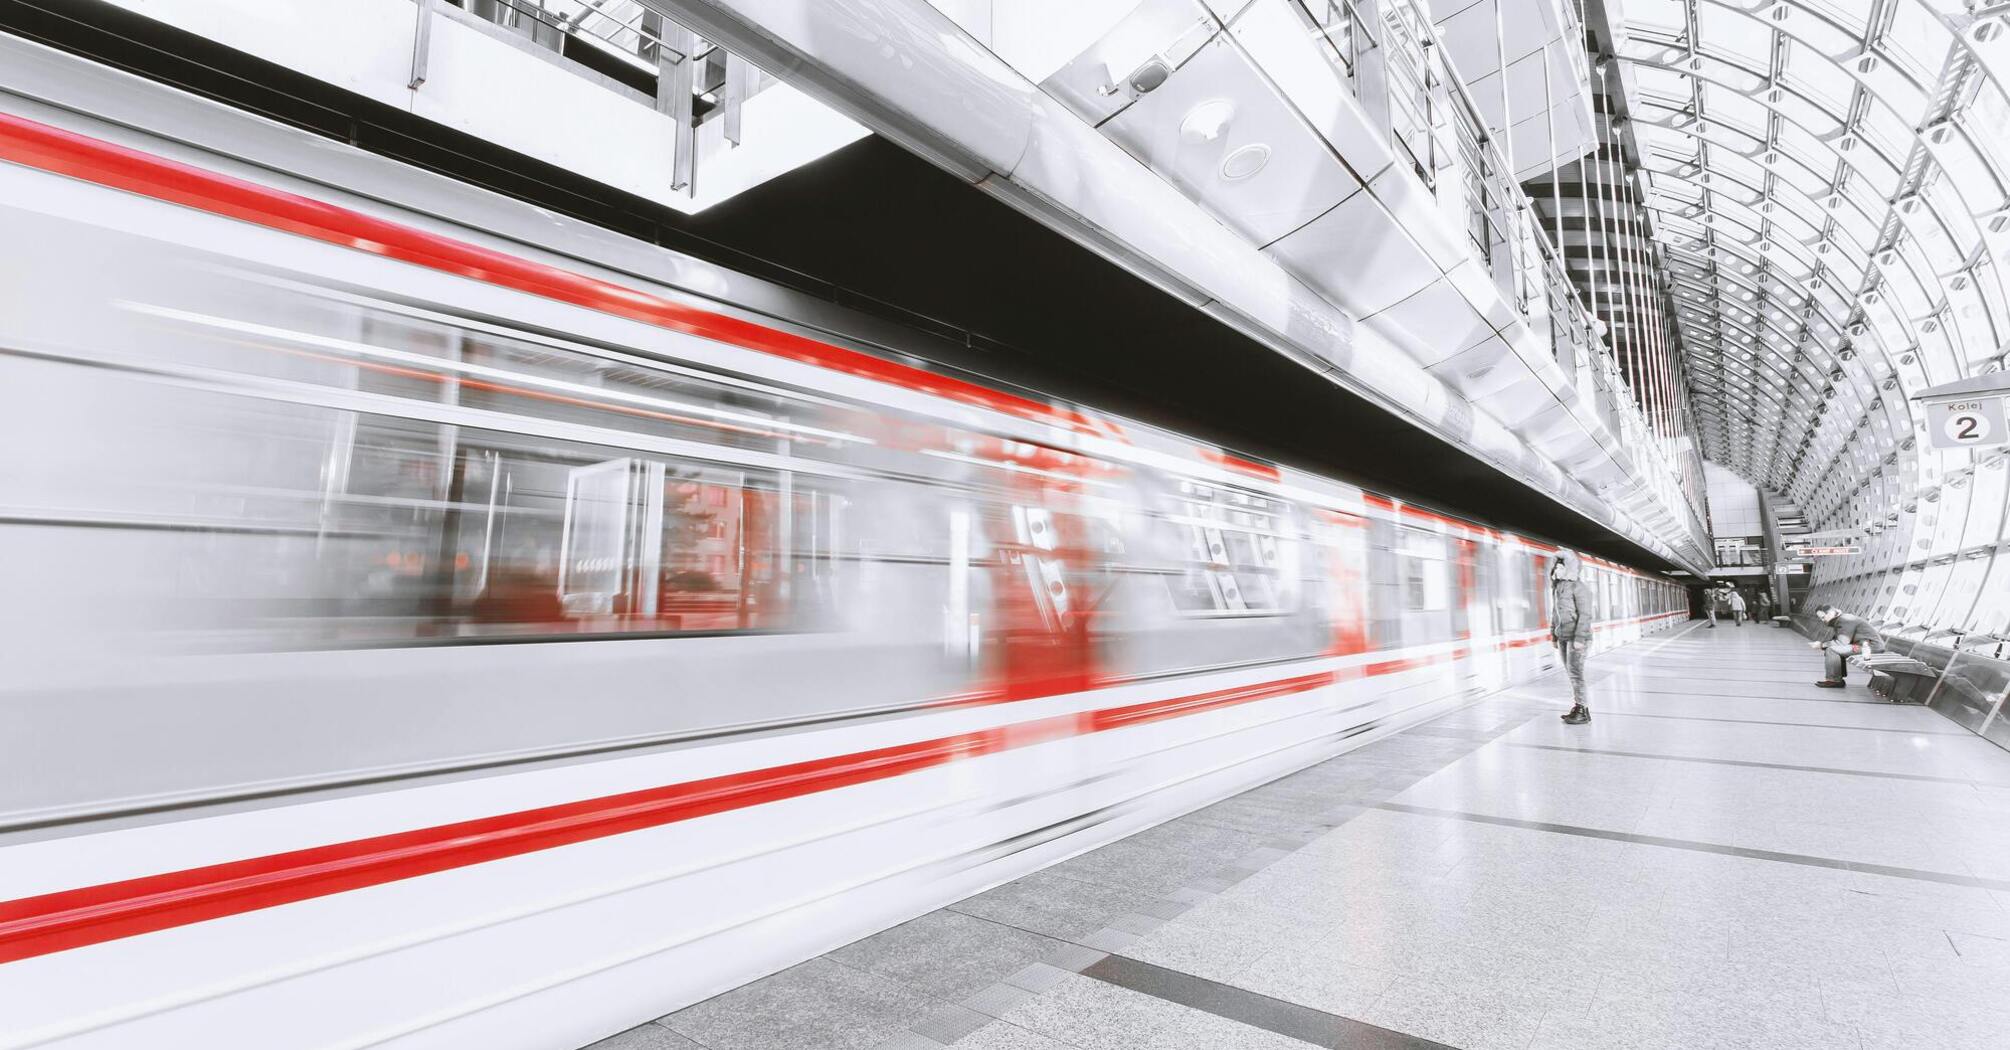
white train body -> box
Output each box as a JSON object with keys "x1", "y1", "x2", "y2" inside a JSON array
[{"x1": 0, "y1": 81, "x2": 1683, "y2": 1050}]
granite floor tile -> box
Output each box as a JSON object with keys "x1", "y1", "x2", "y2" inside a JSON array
[
  {"x1": 1848, "y1": 996, "x2": 2010, "y2": 1050},
  {"x1": 1116, "y1": 920, "x2": 1279, "y2": 984},
  {"x1": 661, "y1": 958, "x2": 947, "y2": 1050},
  {"x1": 1350, "y1": 975, "x2": 1548, "y2": 1050},
  {"x1": 949, "y1": 1022, "x2": 1077, "y2": 1050},
  {"x1": 993, "y1": 973, "x2": 1180, "y2": 1050},
  {"x1": 829, "y1": 910, "x2": 1064, "y2": 1001},
  {"x1": 963, "y1": 982, "x2": 1040, "y2": 1019},
  {"x1": 911, "y1": 1003, "x2": 997, "y2": 1044},
  {"x1": 580, "y1": 1023, "x2": 706, "y2": 1050},
  {"x1": 1667, "y1": 1004, "x2": 1866, "y2": 1050},
  {"x1": 1167, "y1": 893, "x2": 1322, "y2": 943},
  {"x1": 1124, "y1": 818, "x2": 1269, "y2": 861},
  {"x1": 1044, "y1": 840, "x2": 1221, "y2": 897},
  {"x1": 1141, "y1": 1007, "x2": 1324, "y2": 1050},
  {"x1": 948, "y1": 869, "x2": 1161, "y2": 942},
  {"x1": 1526, "y1": 1004, "x2": 1682, "y2": 1050},
  {"x1": 1233, "y1": 947, "x2": 1399, "y2": 1018},
  {"x1": 1182, "y1": 797, "x2": 1329, "y2": 839}
]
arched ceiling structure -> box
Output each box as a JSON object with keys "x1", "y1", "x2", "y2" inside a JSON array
[{"x1": 1605, "y1": 0, "x2": 2010, "y2": 535}]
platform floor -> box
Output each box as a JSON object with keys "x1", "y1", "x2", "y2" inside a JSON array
[{"x1": 589, "y1": 623, "x2": 2010, "y2": 1050}]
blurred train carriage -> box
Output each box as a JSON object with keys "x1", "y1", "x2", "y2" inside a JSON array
[
  {"x1": 4, "y1": 240, "x2": 1678, "y2": 719},
  {"x1": 0, "y1": 99, "x2": 1685, "y2": 1050}
]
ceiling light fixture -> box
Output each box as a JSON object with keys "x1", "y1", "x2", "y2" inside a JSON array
[
  {"x1": 1221, "y1": 143, "x2": 1271, "y2": 180},
  {"x1": 1179, "y1": 99, "x2": 1236, "y2": 143}
]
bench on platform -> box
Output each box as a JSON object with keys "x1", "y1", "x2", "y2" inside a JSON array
[{"x1": 1857, "y1": 652, "x2": 1940, "y2": 703}]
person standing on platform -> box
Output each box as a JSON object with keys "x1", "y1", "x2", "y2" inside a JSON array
[
  {"x1": 1811, "y1": 606, "x2": 1882, "y2": 688},
  {"x1": 1726, "y1": 587, "x2": 1747, "y2": 626},
  {"x1": 1705, "y1": 585, "x2": 1720, "y2": 628},
  {"x1": 1550, "y1": 551, "x2": 1595, "y2": 725},
  {"x1": 1756, "y1": 590, "x2": 1774, "y2": 623}
]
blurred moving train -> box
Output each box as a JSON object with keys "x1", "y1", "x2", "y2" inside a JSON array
[{"x1": 0, "y1": 66, "x2": 1683, "y2": 1050}]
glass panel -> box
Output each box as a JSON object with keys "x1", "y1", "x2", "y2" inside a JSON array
[
  {"x1": 1157, "y1": 480, "x2": 1302, "y2": 617},
  {"x1": 1884, "y1": 2, "x2": 1954, "y2": 81},
  {"x1": 1799, "y1": 0, "x2": 1869, "y2": 33},
  {"x1": 1780, "y1": 45, "x2": 1855, "y2": 110},
  {"x1": 1970, "y1": 551, "x2": 2010, "y2": 635},
  {"x1": 280, "y1": 414, "x2": 811, "y2": 642},
  {"x1": 1968, "y1": 83, "x2": 2010, "y2": 182},
  {"x1": 1399, "y1": 528, "x2": 1448, "y2": 612},
  {"x1": 1629, "y1": 0, "x2": 1686, "y2": 33}
]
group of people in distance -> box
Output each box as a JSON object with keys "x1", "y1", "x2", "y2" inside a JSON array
[
  {"x1": 1545, "y1": 558, "x2": 1886, "y2": 724},
  {"x1": 1703, "y1": 581, "x2": 1770, "y2": 627}
]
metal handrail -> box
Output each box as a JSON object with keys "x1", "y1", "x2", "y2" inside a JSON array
[
  {"x1": 1380, "y1": 0, "x2": 1438, "y2": 188},
  {"x1": 1287, "y1": 0, "x2": 1708, "y2": 547},
  {"x1": 465, "y1": 0, "x2": 684, "y2": 68},
  {"x1": 1294, "y1": 0, "x2": 1372, "y2": 86},
  {"x1": 1394, "y1": 0, "x2": 1708, "y2": 543}
]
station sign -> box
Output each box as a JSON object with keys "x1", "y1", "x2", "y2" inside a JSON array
[
  {"x1": 1925, "y1": 397, "x2": 2007, "y2": 451},
  {"x1": 1789, "y1": 545, "x2": 1859, "y2": 556}
]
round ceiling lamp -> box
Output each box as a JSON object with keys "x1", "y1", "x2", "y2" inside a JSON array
[
  {"x1": 1179, "y1": 99, "x2": 1236, "y2": 144},
  {"x1": 1221, "y1": 144, "x2": 1271, "y2": 181}
]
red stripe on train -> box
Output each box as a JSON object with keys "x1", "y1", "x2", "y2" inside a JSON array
[
  {"x1": 0, "y1": 112, "x2": 1100, "y2": 437},
  {"x1": 1197, "y1": 448, "x2": 1283, "y2": 484},
  {"x1": 0, "y1": 612, "x2": 1679, "y2": 965},
  {"x1": 0, "y1": 669, "x2": 1344, "y2": 965}
]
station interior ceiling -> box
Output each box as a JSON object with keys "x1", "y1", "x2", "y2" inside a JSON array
[
  {"x1": 0, "y1": 0, "x2": 1698, "y2": 571},
  {"x1": 1588, "y1": 0, "x2": 2010, "y2": 632},
  {"x1": 6, "y1": 0, "x2": 2010, "y2": 628}
]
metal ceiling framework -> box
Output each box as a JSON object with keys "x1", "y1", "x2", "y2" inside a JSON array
[
  {"x1": 1598, "y1": 0, "x2": 2010, "y2": 547},
  {"x1": 1525, "y1": 54, "x2": 1702, "y2": 485}
]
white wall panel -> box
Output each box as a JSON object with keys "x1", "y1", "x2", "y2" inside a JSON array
[
  {"x1": 1704, "y1": 459, "x2": 1763, "y2": 539},
  {"x1": 411, "y1": 14, "x2": 676, "y2": 203},
  {"x1": 102, "y1": 0, "x2": 417, "y2": 109},
  {"x1": 98, "y1": 0, "x2": 865, "y2": 215}
]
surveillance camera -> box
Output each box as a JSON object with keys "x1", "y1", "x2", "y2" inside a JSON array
[{"x1": 1128, "y1": 58, "x2": 1170, "y2": 94}]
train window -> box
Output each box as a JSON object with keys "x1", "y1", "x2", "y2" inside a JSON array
[
  {"x1": 1365, "y1": 515, "x2": 1401, "y2": 647},
  {"x1": 268, "y1": 411, "x2": 829, "y2": 643},
  {"x1": 1158, "y1": 480, "x2": 1300, "y2": 616},
  {"x1": 345, "y1": 310, "x2": 856, "y2": 456},
  {"x1": 1497, "y1": 546, "x2": 1533, "y2": 630},
  {"x1": 1397, "y1": 528, "x2": 1449, "y2": 612},
  {"x1": 1531, "y1": 554, "x2": 1550, "y2": 626}
]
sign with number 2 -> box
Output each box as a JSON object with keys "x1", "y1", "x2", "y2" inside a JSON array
[{"x1": 1928, "y1": 398, "x2": 2007, "y2": 450}]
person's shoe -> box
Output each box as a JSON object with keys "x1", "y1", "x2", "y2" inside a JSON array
[
  {"x1": 1707, "y1": 623, "x2": 1716, "y2": 629},
  {"x1": 1561, "y1": 704, "x2": 1590, "y2": 725},
  {"x1": 1814, "y1": 679, "x2": 1845, "y2": 689}
]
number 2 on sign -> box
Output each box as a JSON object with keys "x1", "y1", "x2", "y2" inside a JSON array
[{"x1": 1946, "y1": 411, "x2": 1989, "y2": 444}]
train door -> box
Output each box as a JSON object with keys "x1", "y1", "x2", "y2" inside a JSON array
[
  {"x1": 1310, "y1": 509, "x2": 1372, "y2": 657},
  {"x1": 1466, "y1": 537, "x2": 1506, "y2": 691},
  {"x1": 1529, "y1": 552, "x2": 1556, "y2": 671},
  {"x1": 558, "y1": 457, "x2": 665, "y2": 618},
  {"x1": 1450, "y1": 536, "x2": 1485, "y2": 694},
  {"x1": 979, "y1": 451, "x2": 1122, "y2": 700}
]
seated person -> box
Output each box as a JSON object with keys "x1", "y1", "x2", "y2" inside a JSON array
[{"x1": 1809, "y1": 606, "x2": 1882, "y2": 688}]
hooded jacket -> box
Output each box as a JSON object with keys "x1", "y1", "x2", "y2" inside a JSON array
[
  {"x1": 1550, "y1": 565, "x2": 1595, "y2": 643},
  {"x1": 1826, "y1": 612, "x2": 1883, "y2": 652}
]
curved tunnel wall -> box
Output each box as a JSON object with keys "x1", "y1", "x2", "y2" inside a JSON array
[
  {"x1": 1589, "y1": 0, "x2": 2010, "y2": 640},
  {"x1": 1581, "y1": 0, "x2": 2010, "y2": 743}
]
